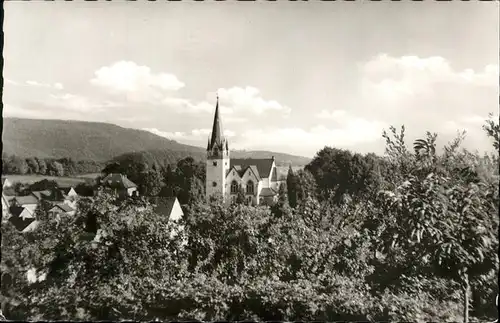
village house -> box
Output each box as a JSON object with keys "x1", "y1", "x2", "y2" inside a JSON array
[
  {"x1": 8, "y1": 206, "x2": 38, "y2": 233},
  {"x1": 48, "y1": 203, "x2": 76, "y2": 217},
  {"x1": 205, "y1": 96, "x2": 282, "y2": 206},
  {"x1": 150, "y1": 196, "x2": 184, "y2": 222},
  {"x1": 10, "y1": 195, "x2": 39, "y2": 213},
  {"x1": 101, "y1": 173, "x2": 138, "y2": 198},
  {"x1": 2, "y1": 178, "x2": 12, "y2": 190}
]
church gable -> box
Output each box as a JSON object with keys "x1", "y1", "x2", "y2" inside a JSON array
[{"x1": 230, "y1": 158, "x2": 274, "y2": 179}]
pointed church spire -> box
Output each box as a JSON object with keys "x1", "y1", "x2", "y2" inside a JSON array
[{"x1": 209, "y1": 93, "x2": 224, "y2": 149}]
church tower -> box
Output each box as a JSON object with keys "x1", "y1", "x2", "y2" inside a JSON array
[{"x1": 205, "y1": 94, "x2": 230, "y2": 202}]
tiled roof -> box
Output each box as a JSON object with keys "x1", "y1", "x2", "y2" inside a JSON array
[
  {"x1": 12, "y1": 195, "x2": 39, "y2": 206},
  {"x1": 102, "y1": 173, "x2": 137, "y2": 189},
  {"x1": 260, "y1": 187, "x2": 277, "y2": 197},
  {"x1": 230, "y1": 158, "x2": 274, "y2": 179}
]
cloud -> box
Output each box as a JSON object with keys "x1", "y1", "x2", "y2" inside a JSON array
[
  {"x1": 26, "y1": 80, "x2": 64, "y2": 90},
  {"x1": 234, "y1": 117, "x2": 387, "y2": 156},
  {"x1": 144, "y1": 127, "x2": 236, "y2": 141},
  {"x1": 355, "y1": 54, "x2": 498, "y2": 154},
  {"x1": 217, "y1": 86, "x2": 291, "y2": 115},
  {"x1": 315, "y1": 109, "x2": 347, "y2": 120},
  {"x1": 361, "y1": 54, "x2": 499, "y2": 101},
  {"x1": 48, "y1": 93, "x2": 120, "y2": 112},
  {"x1": 2, "y1": 104, "x2": 48, "y2": 119},
  {"x1": 90, "y1": 61, "x2": 185, "y2": 102}
]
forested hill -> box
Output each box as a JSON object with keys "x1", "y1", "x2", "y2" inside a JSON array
[{"x1": 2, "y1": 118, "x2": 311, "y2": 166}]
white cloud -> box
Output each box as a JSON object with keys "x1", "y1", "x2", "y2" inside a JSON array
[
  {"x1": 2, "y1": 104, "x2": 47, "y2": 118},
  {"x1": 217, "y1": 86, "x2": 292, "y2": 115},
  {"x1": 90, "y1": 61, "x2": 185, "y2": 102},
  {"x1": 232, "y1": 115, "x2": 386, "y2": 156},
  {"x1": 25, "y1": 80, "x2": 64, "y2": 90},
  {"x1": 49, "y1": 93, "x2": 119, "y2": 112},
  {"x1": 361, "y1": 54, "x2": 498, "y2": 101},
  {"x1": 315, "y1": 109, "x2": 347, "y2": 120}
]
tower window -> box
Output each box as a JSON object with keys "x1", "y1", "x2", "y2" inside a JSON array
[
  {"x1": 213, "y1": 161, "x2": 218, "y2": 166},
  {"x1": 212, "y1": 182, "x2": 217, "y2": 187}
]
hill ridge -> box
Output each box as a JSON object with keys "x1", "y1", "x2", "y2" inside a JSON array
[{"x1": 2, "y1": 118, "x2": 311, "y2": 166}]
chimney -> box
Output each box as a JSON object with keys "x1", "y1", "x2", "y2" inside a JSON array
[{"x1": 272, "y1": 156, "x2": 275, "y2": 161}]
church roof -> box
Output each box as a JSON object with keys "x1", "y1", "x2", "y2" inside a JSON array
[
  {"x1": 230, "y1": 158, "x2": 274, "y2": 179},
  {"x1": 260, "y1": 187, "x2": 277, "y2": 197},
  {"x1": 208, "y1": 95, "x2": 224, "y2": 151}
]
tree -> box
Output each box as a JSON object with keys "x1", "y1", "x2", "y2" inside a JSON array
[
  {"x1": 26, "y1": 158, "x2": 40, "y2": 174},
  {"x1": 286, "y1": 165, "x2": 298, "y2": 208},
  {"x1": 374, "y1": 128, "x2": 498, "y2": 323},
  {"x1": 37, "y1": 158, "x2": 47, "y2": 175},
  {"x1": 305, "y1": 147, "x2": 382, "y2": 204},
  {"x1": 235, "y1": 186, "x2": 246, "y2": 205}
]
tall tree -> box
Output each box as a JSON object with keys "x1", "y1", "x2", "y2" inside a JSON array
[{"x1": 286, "y1": 165, "x2": 298, "y2": 208}]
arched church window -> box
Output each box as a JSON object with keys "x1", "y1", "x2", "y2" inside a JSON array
[
  {"x1": 246, "y1": 180, "x2": 254, "y2": 195},
  {"x1": 230, "y1": 180, "x2": 239, "y2": 194},
  {"x1": 212, "y1": 182, "x2": 217, "y2": 187},
  {"x1": 213, "y1": 161, "x2": 217, "y2": 166}
]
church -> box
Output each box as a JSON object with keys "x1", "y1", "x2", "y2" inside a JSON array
[{"x1": 205, "y1": 96, "x2": 281, "y2": 206}]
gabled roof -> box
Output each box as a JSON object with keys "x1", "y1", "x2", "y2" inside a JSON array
[
  {"x1": 230, "y1": 158, "x2": 274, "y2": 179},
  {"x1": 9, "y1": 206, "x2": 34, "y2": 219},
  {"x1": 260, "y1": 187, "x2": 277, "y2": 197},
  {"x1": 149, "y1": 196, "x2": 182, "y2": 219},
  {"x1": 50, "y1": 203, "x2": 75, "y2": 213},
  {"x1": 9, "y1": 216, "x2": 36, "y2": 232},
  {"x1": 12, "y1": 195, "x2": 39, "y2": 206},
  {"x1": 31, "y1": 190, "x2": 52, "y2": 200},
  {"x1": 2, "y1": 178, "x2": 11, "y2": 187},
  {"x1": 227, "y1": 164, "x2": 261, "y2": 181},
  {"x1": 102, "y1": 173, "x2": 137, "y2": 189},
  {"x1": 59, "y1": 186, "x2": 77, "y2": 195}
]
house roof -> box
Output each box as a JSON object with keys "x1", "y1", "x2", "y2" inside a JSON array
[
  {"x1": 60, "y1": 187, "x2": 76, "y2": 195},
  {"x1": 260, "y1": 187, "x2": 277, "y2": 197},
  {"x1": 149, "y1": 196, "x2": 182, "y2": 219},
  {"x1": 102, "y1": 173, "x2": 137, "y2": 189},
  {"x1": 31, "y1": 190, "x2": 52, "y2": 200},
  {"x1": 2, "y1": 178, "x2": 11, "y2": 186},
  {"x1": 230, "y1": 158, "x2": 274, "y2": 179},
  {"x1": 50, "y1": 203, "x2": 75, "y2": 213},
  {"x1": 12, "y1": 195, "x2": 39, "y2": 206},
  {"x1": 9, "y1": 206, "x2": 34, "y2": 218},
  {"x1": 9, "y1": 216, "x2": 36, "y2": 232}
]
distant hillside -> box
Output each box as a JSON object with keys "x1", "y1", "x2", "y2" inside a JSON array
[{"x1": 2, "y1": 118, "x2": 310, "y2": 166}]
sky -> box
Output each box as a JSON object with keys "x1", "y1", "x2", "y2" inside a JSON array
[{"x1": 3, "y1": 1, "x2": 499, "y2": 158}]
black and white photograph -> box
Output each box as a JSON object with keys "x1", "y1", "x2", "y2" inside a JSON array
[{"x1": 1, "y1": 1, "x2": 499, "y2": 322}]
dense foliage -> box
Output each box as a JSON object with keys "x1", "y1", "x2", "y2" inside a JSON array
[
  {"x1": 2, "y1": 115, "x2": 498, "y2": 321},
  {"x1": 2, "y1": 153, "x2": 102, "y2": 176}
]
